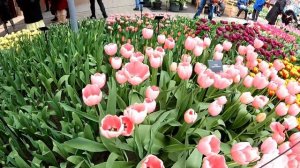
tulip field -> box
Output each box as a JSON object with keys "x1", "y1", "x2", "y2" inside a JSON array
[{"x1": 1, "y1": 14, "x2": 300, "y2": 168}]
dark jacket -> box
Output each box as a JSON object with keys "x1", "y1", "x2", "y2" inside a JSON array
[
  {"x1": 0, "y1": 0, "x2": 13, "y2": 22},
  {"x1": 266, "y1": 0, "x2": 287, "y2": 25},
  {"x1": 16, "y1": 0, "x2": 43, "y2": 24}
]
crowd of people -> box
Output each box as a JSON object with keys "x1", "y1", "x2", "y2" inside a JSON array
[{"x1": 0, "y1": 0, "x2": 299, "y2": 35}]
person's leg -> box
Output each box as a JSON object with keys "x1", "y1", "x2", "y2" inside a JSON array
[
  {"x1": 9, "y1": 19, "x2": 15, "y2": 31},
  {"x1": 90, "y1": 0, "x2": 96, "y2": 18},
  {"x1": 97, "y1": 0, "x2": 108, "y2": 18},
  {"x1": 45, "y1": 0, "x2": 50, "y2": 11},
  {"x1": 3, "y1": 23, "x2": 9, "y2": 34},
  {"x1": 237, "y1": 9, "x2": 242, "y2": 17},
  {"x1": 252, "y1": 9, "x2": 256, "y2": 20},
  {"x1": 134, "y1": 0, "x2": 139, "y2": 10},
  {"x1": 218, "y1": 2, "x2": 225, "y2": 16},
  {"x1": 255, "y1": 11, "x2": 260, "y2": 21},
  {"x1": 193, "y1": 0, "x2": 207, "y2": 18},
  {"x1": 244, "y1": 9, "x2": 248, "y2": 19},
  {"x1": 208, "y1": 4, "x2": 215, "y2": 20}
]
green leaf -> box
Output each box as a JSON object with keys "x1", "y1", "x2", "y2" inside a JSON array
[
  {"x1": 84, "y1": 124, "x2": 95, "y2": 140},
  {"x1": 91, "y1": 161, "x2": 135, "y2": 168},
  {"x1": 186, "y1": 149, "x2": 202, "y2": 168},
  {"x1": 64, "y1": 137, "x2": 107, "y2": 152},
  {"x1": 163, "y1": 144, "x2": 194, "y2": 153},
  {"x1": 106, "y1": 152, "x2": 119, "y2": 168},
  {"x1": 106, "y1": 77, "x2": 117, "y2": 115},
  {"x1": 60, "y1": 103, "x2": 98, "y2": 122}
]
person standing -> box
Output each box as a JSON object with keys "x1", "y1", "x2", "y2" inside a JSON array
[
  {"x1": 16, "y1": 0, "x2": 45, "y2": 29},
  {"x1": 89, "y1": 0, "x2": 108, "y2": 19},
  {"x1": 134, "y1": 0, "x2": 141, "y2": 11},
  {"x1": 236, "y1": 0, "x2": 249, "y2": 20},
  {"x1": 56, "y1": 0, "x2": 68, "y2": 23},
  {"x1": 252, "y1": 0, "x2": 266, "y2": 21},
  {"x1": 0, "y1": 0, "x2": 15, "y2": 34},
  {"x1": 44, "y1": 0, "x2": 50, "y2": 12},
  {"x1": 193, "y1": 0, "x2": 218, "y2": 20},
  {"x1": 266, "y1": 0, "x2": 287, "y2": 25},
  {"x1": 216, "y1": 0, "x2": 225, "y2": 16}
]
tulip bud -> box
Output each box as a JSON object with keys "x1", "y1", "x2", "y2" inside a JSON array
[{"x1": 256, "y1": 113, "x2": 266, "y2": 123}]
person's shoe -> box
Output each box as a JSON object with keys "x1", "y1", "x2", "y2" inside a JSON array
[
  {"x1": 90, "y1": 15, "x2": 96, "y2": 19},
  {"x1": 133, "y1": 7, "x2": 139, "y2": 11},
  {"x1": 51, "y1": 17, "x2": 58, "y2": 22}
]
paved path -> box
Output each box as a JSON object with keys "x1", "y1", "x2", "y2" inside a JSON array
[{"x1": 0, "y1": 0, "x2": 267, "y2": 36}]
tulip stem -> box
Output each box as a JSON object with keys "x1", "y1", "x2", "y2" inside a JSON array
[{"x1": 151, "y1": 68, "x2": 158, "y2": 86}]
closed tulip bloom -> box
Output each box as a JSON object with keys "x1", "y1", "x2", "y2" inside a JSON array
[
  {"x1": 184, "y1": 36, "x2": 196, "y2": 51},
  {"x1": 246, "y1": 51, "x2": 258, "y2": 62},
  {"x1": 177, "y1": 62, "x2": 193, "y2": 80},
  {"x1": 110, "y1": 57, "x2": 122, "y2": 70},
  {"x1": 145, "y1": 47, "x2": 154, "y2": 57},
  {"x1": 145, "y1": 86, "x2": 160, "y2": 100},
  {"x1": 238, "y1": 45, "x2": 247, "y2": 55},
  {"x1": 252, "y1": 95, "x2": 269, "y2": 109},
  {"x1": 222, "y1": 40, "x2": 232, "y2": 51},
  {"x1": 197, "y1": 74, "x2": 214, "y2": 88},
  {"x1": 104, "y1": 43, "x2": 118, "y2": 56},
  {"x1": 235, "y1": 56, "x2": 244, "y2": 65},
  {"x1": 261, "y1": 137, "x2": 278, "y2": 154},
  {"x1": 120, "y1": 43, "x2": 134, "y2": 59},
  {"x1": 273, "y1": 59, "x2": 285, "y2": 71},
  {"x1": 235, "y1": 65, "x2": 248, "y2": 78},
  {"x1": 276, "y1": 86, "x2": 289, "y2": 100},
  {"x1": 82, "y1": 84, "x2": 102, "y2": 106},
  {"x1": 287, "y1": 81, "x2": 300, "y2": 95},
  {"x1": 120, "y1": 116, "x2": 134, "y2": 136},
  {"x1": 194, "y1": 37, "x2": 205, "y2": 47},
  {"x1": 123, "y1": 61, "x2": 150, "y2": 86},
  {"x1": 285, "y1": 95, "x2": 296, "y2": 105},
  {"x1": 240, "y1": 92, "x2": 254, "y2": 104},
  {"x1": 130, "y1": 52, "x2": 144, "y2": 62},
  {"x1": 116, "y1": 69, "x2": 127, "y2": 84},
  {"x1": 231, "y1": 142, "x2": 260, "y2": 165},
  {"x1": 144, "y1": 98, "x2": 156, "y2": 113},
  {"x1": 100, "y1": 115, "x2": 124, "y2": 139},
  {"x1": 91, "y1": 73, "x2": 106, "y2": 89},
  {"x1": 124, "y1": 103, "x2": 148, "y2": 124},
  {"x1": 208, "y1": 101, "x2": 223, "y2": 116},
  {"x1": 203, "y1": 37, "x2": 211, "y2": 48},
  {"x1": 149, "y1": 55, "x2": 164, "y2": 69},
  {"x1": 254, "y1": 38, "x2": 264, "y2": 49},
  {"x1": 170, "y1": 62, "x2": 178, "y2": 72},
  {"x1": 164, "y1": 37, "x2": 175, "y2": 50},
  {"x1": 141, "y1": 155, "x2": 165, "y2": 168},
  {"x1": 153, "y1": 47, "x2": 165, "y2": 58},
  {"x1": 157, "y1": 34, "x2": 166, "y2": 44},
  {"x1": 216, "y1": 96, "x2": 227, "y2": 105},
  {"x1": 213, "y1": 52, "x2": 223, "y2": 60},
  {"x1": 283, "y1": 115, "x2": 298, "y2": 131},
  {"x1": 213, "y1": 75, "x2": 232, "y2": 89},
  {"x1": 195, "y1": 62, "x2": 207, "y2": 75},
  {"x1": 278, "y1": 142, "x2": 292, "y2": 155},
  {"x1": 258, "y1": 61, "x2": 269, "y2": 72},
  {"x1": 290, "y1": 132, "x2": 300, "y2": 153},
  {"x1": 253, "y1": 73, "x2": 269, "y2": 89},
  {"x1": 184, "y1": 108, "x2": 197, "y2": 124},
  {"x1": 288, "y1": 103, "x2": 300, "y2": 116},
  {"x1": 270, "y1": 122, "x2": 286, "y2": 144},
  {"x1": 197, "y1": 135, "x2": 221, "y2": 156},
  {"x1": 142, "y1": 28, "x2": 154, "y2": 39},
  {"x1": 246, "y1": 45, "x2": 255, "y2": 52},
  {"x1": 193, "y1": 45, "x2": 204, "y2": 57},
  {"x1": 181, "y1": 54, "x2": 192, "y2": 63},
  {"x1": 214, "y1": 44, "x2": 223, "y2": 52},
  {"x1": 246, "y1": 60, "x2": 258, "y2": 70},
  {"x1": 275, "y1": 102, "x2": 288, "y2": 116},
  {"x1": 256, "y1": 113, "x2": 266, "y2": 122},
  {"x1": 254, "y1": 151, "x2": 289, "y2": 168},
  {"x1": 202, "y1": 154, "x2": 228, "y2": 168},
  {"x1": 268, "y1": 81, "x2": 278, "y2": 91}
]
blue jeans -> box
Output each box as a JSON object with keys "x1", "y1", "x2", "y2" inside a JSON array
[
  {"x1": 135, "y1": 0, "x2": 142, "y2": 9},
  {"x1": 194, "y1": 0, "x2": 215, "y2": 20}
]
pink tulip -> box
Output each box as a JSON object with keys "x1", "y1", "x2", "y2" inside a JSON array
[
  {"x1": 91, "y1": 73, "x2": 106, "y2": 89},
  {"x1": 238, "y1": 45, "x2": 247, "y2": 55},
  {"x1": 246, "y1": 51, "x2": 258, "y2": 62},
  {"x1": 194, "y1": 37, "x2": 204, "y2": 47},
  {"x1": 100, "y1": 115, "x2": 124, "y2": 139},
  {"x1": 222, "y1": 40, "x2": 232, "y2": 51},
  {"x1": 164, "y1": 37, "x2": 175, "y2": 50},
  {"x1": 288, "y1": 154, "x2": 300, "y2": 168},
  {"x1": 116, "y1": 69, "x2": 127, "y2": 84},
  {"x1": 254, "y1": 151, "x2": 289, "y2": 168},
  {"x1": 203, "y1": 37, "x2": 211, "y2": 48},
  {"x1": 149, "y1": 54, "x2": 163, "y2": 69},
  {"x1": 273, "y1": 59, "x2": 285, "y2": 71},
  {"x1": 184, "y1": 109, "x2": 197, "y2": 124},
  {"x1": 145, "y1": 47, "x2": 154, "y2": 57},
  {"x1": 202, "y1": 154, "x2": 228, "y2": 168},
  {"x1": 276, "y1": 86, "x2": 289, "y2": 100},
  {"x1": 278, "y1": 142, "x2": 292, "y2": 155},
  {"x1": 254, "y1": 38, "x2": 264, "y2": 49},
  {"x1": 177, "y1": 62, "x2": 193, "y2": 80},
  {"x1": 272, "y1": 132, "x2": 285, "y2": 144},
  {"x1": 197, "y1": 74, "x2": 214, "y2": 88},
  {"x1": 141, "y1": 155, "x2": 165, "y2": 168},
  {"x1": 181, "y1": 54, "x2": 192, "y2": 63},
  {"x1": 253, "y1": 73, "x2": 269, "y2": 89},
  {"x1": 270, "y1": 122, "x2": 286, "y2": 144},
  {"x1": 268, "y1": 81, "x2": 278, "y2": 90},
  {"x1": 144, "y1": 98, "x2": 156, "y2": 113},
  {"x1": 110, "y1": 57, "x2": 122, "y2": 70},
  {"x1": 275, "y1": 102, "x2": 288, "y2": 116},
  {"x1": 82, "y1": 84, "x2": 102, "y2": 106},
  {"x1": 104, "y1": 43, "x2": 118, "y2": 56},
  {"x1": 157, "y1": 34, "x2": 166, "y2": 44},
  {"x1": 197, "y1": 135, "x2": 221, "y2": 156},
  {"x1": 213, "y1": 52, "x2": 223, "y2": 60},
  {"x1": 283, "y1": 115, "x2": 298, "y2": 131},
  {"x1": 287, "y1": 81, "x2": 300, "y2": 95},
  {"x1": 290, "y1": 132, "x2": 300, "y2": 153},
  {"x1": 243, "y1": 75, "x2": 254, "y2": 88},
  {"x1": 123, "y1": 61, "x2": 150, "y2": 86},
  {"x1": 216, "y1": 96, "x2": 227, "y2": 105},
  {"x1": 120, "y1": 43, "x2": 134, "y2": 59},
  {"x1": 208, "y1": 101, "x2": 223, "y2": 116},
  {"x1": 258, "y1": 61, "x2": 269, "y2": 72},
  {"x1": 170, "y1": 62, "x2": 177, "y2": 72},
  {"x1": 214, "y1": 44, "x2": 223, "y2": 52},
  {"x1": 124, "y1": 103, "x2": 147, "y2": 124},
  {"x1": 193, "y1": 45, "x2": 204, "y2": 57},
  {"x1": 246, "y1": 60, "x2": 258, "y2": 70},
  {"x1": 120, "y1": 116, "x2": 134, "y2": 136},
  {"x1": 285, "y1": 95, "x2": 296, "y2": 105},
  {"x1": 130, "y1": 52, "x2": 144, "y2": 62},
  {"x1": 261, "y1": 137, "x2": 278, "y2": 154},
  {"x1": 142, "y1": 28, "x2": 153, "y2": 39},
  {"x1": 231, "y1": 142, "x2": 260, "y2": 165},
  {"x1": 288, "y1": 103, "x2": 300, "y2": 116},
  {"x1": 252, "y1": 95, "x2": 269, "y2": 109},
  {"x1": 195, "y1": 62, "x2": 207, "y2": 75},
  {"x1": 184, "y1": 36, "x2": 196, "y2": 51},
  {"x1": 213, "y1": 75, "x2": 232, "y2": 89},
  {"x1": 235, "y1": 56, "x2": 244, "y2": 65},
  {"x1": 153, "y1": 47, "x2": 165, "y2": 58},
  {"x1": 145, "y1": 86, "x2": 160, "y2": 100},
  {"x1": 235, "y1": 65, "x2": 248, "y2": 78},
  {"x1": 240, "y1": 92, "x2": 254, "y2": 104},
  {"x1": 246, "y1": 45, "x2": 255, "y2": 52}
]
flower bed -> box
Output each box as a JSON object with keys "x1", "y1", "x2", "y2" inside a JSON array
[{"x1": 0, "y1": 15, "x2": 300, "y2": 167}]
